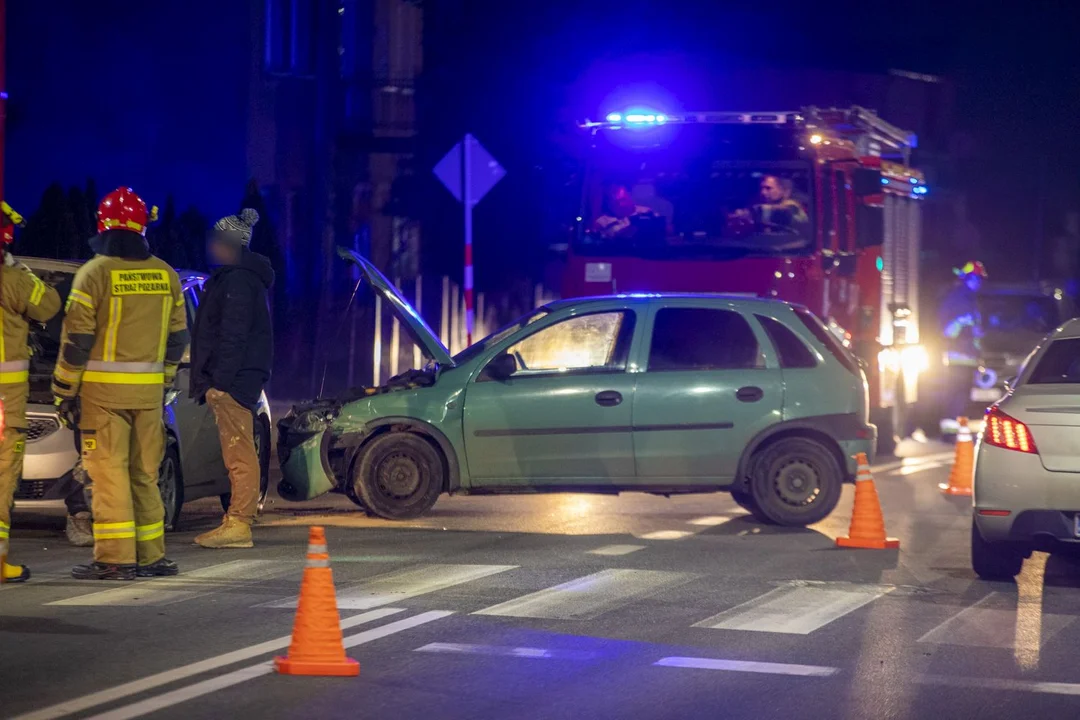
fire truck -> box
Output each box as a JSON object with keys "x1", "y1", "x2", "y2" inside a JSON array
[{"x1": 561, "y1": 107, "x2": 927, "y2": 453}]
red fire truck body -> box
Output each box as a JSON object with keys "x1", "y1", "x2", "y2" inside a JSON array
[{"x1": 562, "y1": 108, "x2": 926, "y2": 450}]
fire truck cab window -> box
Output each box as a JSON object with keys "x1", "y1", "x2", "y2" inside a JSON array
[
  {"x1": 648, "y1": 308, "x2": 760, "y2": 371},
  {"x1": 581, "y1": 125, "x2": 813, "y2": 256}
]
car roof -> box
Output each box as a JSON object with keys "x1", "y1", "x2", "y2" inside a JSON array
[
  {"x1": 18, "y1": 256, "x2": 205, "y2": 284},
  {"x1": 1053, "y1": 317, "x2": 1080, "y2": 340},
  {"x1": 544, "y1": 292, "x2": 796, "y2": 312}
]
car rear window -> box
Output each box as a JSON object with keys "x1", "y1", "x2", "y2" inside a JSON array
[
  {"x1": 1028, "y1": 338, "x2": 1080, "y2": 384},
  {"x1": 756, "y1": 315, "x2": 817, "y2": 368},
  {"x1": 649, "y1": 308, "x2": 760, "y2": 371},
  {"x1": 793, "y1": 308, "x2": 860, "y2": 375}
]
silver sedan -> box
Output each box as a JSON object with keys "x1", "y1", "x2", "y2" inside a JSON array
[{"x1": 972, "y1": 317, "x2": 1080, "y2": 579}]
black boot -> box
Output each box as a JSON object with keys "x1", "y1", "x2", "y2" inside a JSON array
[
  {"x1": 137, "y1": 558, "x2": 179, "y2": 577},
  {"x1": 71, "y1": 562, "x2": 136, "y2": 581}
]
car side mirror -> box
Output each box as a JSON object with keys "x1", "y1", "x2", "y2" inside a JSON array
[{"x1": 486, "y1": 353, "x2": 518, "y2": 381}]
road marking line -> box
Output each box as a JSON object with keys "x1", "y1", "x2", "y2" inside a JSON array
[
  {"x1": 918, "y1": 592, "x2": 1074, "y2": 648},
  {"x1": 639, "y1": 530, "x2": 693, "y2": 540},
  {"x1": 694, "y1": 582, "x2": 894, "y2": 634},
  {"x1": 871, "y1": 451, "x2": 953, "y2": 474},
  {"x1": 415, "y1": 642, "x2": 600, "y2": 660},
  {"x1": 83, "y1": 612, "x2": 453, "y2": 720},
  {"x1": 687, "y1": 516, "x2": 731, "y2": 526},
  {"x1": 918, "y1": 675, "x2": 1080, "y2": 696},
  {"x1": 888, "y1": 462, "x2": 946, "y2": 477},
  {"x1": 655, "y1": 656, "x2": 839, "y2": 677},
  {"x1": 260, "y1": 563, "x2": 516, "y2": 610},
  {"x1": 9, "y1": 608, "x2": 404, "y2": 720},
  {"x1": 474, "y1": 569, "x2": 695, "y2": 620},
  {"x1": 587, "y1": 544, "x2": 645, "y2": 556},
  {"x1": 47, "y1": 560, "x2": 297, "y2": 607}
]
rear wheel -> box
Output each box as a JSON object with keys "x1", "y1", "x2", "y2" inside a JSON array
[
  {"x1": 971, "y1": 520, "x2": 1025, "y2": 580},
  {"x1": 730, "y1": 483, "x2": 773, "y2": 524},
  {"x1": 749, "y1": 437, "x2": 842, "y2": 527},
  {"x1": 159, "y1": 442, "x2": 183, "y2": 532},
  {"x1": 349, "y1": 433, "x2": 444, "y2": 520}
]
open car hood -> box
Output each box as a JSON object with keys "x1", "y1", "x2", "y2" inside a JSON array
[{"x1": 338, "y1": 247, "x2": 455, "y2": 368}]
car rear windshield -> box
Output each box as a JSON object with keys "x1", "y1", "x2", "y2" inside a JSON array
[
  {"x1": 1027, "y1": 338, "x2": 1080, "y2": 384},
  {"x1": 793, "y1": 308, "x2": 860, "y2": 375}
]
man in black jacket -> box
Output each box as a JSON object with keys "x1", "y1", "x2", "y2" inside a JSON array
[{"x1": 191, "y1": 209, "x2": 274, "y2": 549}]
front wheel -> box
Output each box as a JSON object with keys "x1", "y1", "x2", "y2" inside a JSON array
[
  {"x1": 349, "y1": 432, "x2": 445, "y2": 520},
  {"x1": 159, "y1": 442, "x2": 183, "y2": 532},
  {"x1": 749, "y1": 437, "x2": 842, "y2": 526},
  {"x1": 971, "y1": 520, "x2": 1025, "y2": 580}
]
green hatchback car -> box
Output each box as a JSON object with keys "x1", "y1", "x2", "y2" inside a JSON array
[{"x1": 277, "y1": 249, "x2": 876, "y2": 526}]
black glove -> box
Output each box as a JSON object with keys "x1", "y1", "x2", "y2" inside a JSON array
[{"x1": 54, "y1": 396, "x2": 80, "y2": 429}]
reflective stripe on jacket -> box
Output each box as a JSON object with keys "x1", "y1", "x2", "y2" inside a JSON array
[
  {"x1": 0, "y1": 261, "x2": 61, "y2": 386},
  {"x1": 52, "y1": 254, "x2": 189, "y2": 409}
]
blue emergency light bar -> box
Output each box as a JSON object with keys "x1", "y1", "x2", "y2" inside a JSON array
[{"x1": 605, "y1": 111, "x2": 668, "y2": 125}]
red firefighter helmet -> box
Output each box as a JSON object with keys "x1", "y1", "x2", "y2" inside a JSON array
[{"x1": 97, "y1": 187, "x2": 158, "y2": 236}]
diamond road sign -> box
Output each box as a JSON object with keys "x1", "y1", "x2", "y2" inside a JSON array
[{"x1": 433, "y1": 134, "x2": 505, "y2": 205}]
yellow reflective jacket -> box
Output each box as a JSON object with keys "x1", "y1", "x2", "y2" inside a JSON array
[
  {"x1": 52, "y1": 253, "x2": 189, "y2": 409},
  {"x1": 0, "y1": 260, "x2": 62, "y2": 387}
]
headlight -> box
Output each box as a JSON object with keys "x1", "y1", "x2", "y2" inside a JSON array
[
  {"x1": 878, "y1": 345, "x2": 928, "y2": 377},
  {"x1": 290, "y1": 409, "x2": 338, "y2": 434}
]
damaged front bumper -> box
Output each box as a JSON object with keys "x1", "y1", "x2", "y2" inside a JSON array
[{"x1": 277, "y1": 404, "x2": 339, "y2": 501}]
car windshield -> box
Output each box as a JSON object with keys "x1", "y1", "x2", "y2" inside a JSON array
[
  {"x1": 979, "y1": 294, "x2": 1059, "y2": 336},
  {"x1": 578, "y1": 124, "x2": 813, "y2": 256},
  {"x1": 452, "y1": 308, "x2": 550, "y2": 364}
]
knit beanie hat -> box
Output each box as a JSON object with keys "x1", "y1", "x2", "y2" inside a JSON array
[{"x1": 213, "y1": 208, "x2": 260, "y2": 247}]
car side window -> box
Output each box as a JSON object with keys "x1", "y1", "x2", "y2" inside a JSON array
[
  {"x1": 648, "y1": 308, "x2": 760, "y2": 372},
  {"x1": 756, "y1": 314, "x2": 817, "y2": 369},
  {"x1": 502, "y1": 311, "x2": 630, "y2": 375},
  {"x1": 183, "y1": 285, "x2": 200, "y2": 329}
]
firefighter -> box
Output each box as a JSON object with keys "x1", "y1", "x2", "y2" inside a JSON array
[
  {"x1": 52, "y1": 188, "x2": 189, "y2": 581},
  {"x1": 0, "y1": 201, "x2": 62, "y2": 583},
  {"x1": 593, "y1": 184, "x2": 658, "y2": 240},
  {"x1": 939, "y1": 260, "x2": 987, "y2": 433}
]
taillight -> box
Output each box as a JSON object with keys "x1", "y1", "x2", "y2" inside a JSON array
[{"x1": 984, "y1": 406, "x2": 1038, "y2": 454}]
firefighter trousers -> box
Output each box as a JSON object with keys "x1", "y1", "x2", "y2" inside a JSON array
[
  {"x1": 0, "y1": 384, "x2": 28, "y2": 559},
  {"x1": 80, "y1": 401, "x2": 166, "y2": 566},
  {"x1": 206, "y1": 389, "x2": 260, "y2": 524}
]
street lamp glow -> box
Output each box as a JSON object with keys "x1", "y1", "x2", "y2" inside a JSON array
[{"x1": 810, "y1": 134, "x2": 824, "y2": 144}]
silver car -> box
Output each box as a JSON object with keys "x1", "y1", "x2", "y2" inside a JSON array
[
  {"x1": 12, "y1": 258, "x2": 272, "y2": 529},
  {"x1": 972, "y1": 317, "x2": 1080, "y2": 579}
]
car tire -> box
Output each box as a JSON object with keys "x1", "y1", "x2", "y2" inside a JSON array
[
  {"x1": 159, "y1": 441, "x2": 183, "y2": 532},
  {"x1": 730, "y1": 484, "x2": 774, "y2": 524},
  {"x1": 350, "y1": 432, "x2": 444, "y2": 520},
  {"x1": 220, "y1": 415, "x2": 273, "y2": 515},
  {"x1": 749, "y1": 437, "x2": 842, "y2": 527},
  {"x1": 971, "y1": 519, "x2": 1025, "y2": 580}
]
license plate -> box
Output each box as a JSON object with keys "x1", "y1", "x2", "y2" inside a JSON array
[{"x1": 971, "y1": 388, "x2": 1001, "y2": 402}]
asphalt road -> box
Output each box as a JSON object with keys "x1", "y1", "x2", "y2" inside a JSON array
[{"x1": 5, "y1": 441, "x2": 1080, "y2": 720}]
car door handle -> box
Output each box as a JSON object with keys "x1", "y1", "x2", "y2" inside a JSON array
[
  {"x1": 736, "y1": 386, "x2": 764, "y2": 403},
  {"x1": 595, "y1": 390, "x2": 623, "y2": 407}
]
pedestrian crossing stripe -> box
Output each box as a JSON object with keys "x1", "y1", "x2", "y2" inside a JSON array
[{"x1": 693, "y1": 582, "x2": 894, "y2": 635}]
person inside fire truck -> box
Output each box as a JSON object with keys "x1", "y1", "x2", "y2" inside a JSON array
[
  {"x1": 728, "y1": 174, "x2": 808, "y2": 235},
  {"x1": 938, "y1": 260, "x2": 987, "y2": 430},
  {"x1": 592, "y1": 183, "x2": 660, "y2": 240}
]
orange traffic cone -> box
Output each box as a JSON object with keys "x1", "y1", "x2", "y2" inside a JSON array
[
  {"x1": 940, "y1": 416, "x2": 974, "y2": 496},
  {"x1": 274, "y1": 526, "x2": 360, "y2": 677},
  {"x1": 836, "y1": 453, "x2": 900, "y2": 550}
]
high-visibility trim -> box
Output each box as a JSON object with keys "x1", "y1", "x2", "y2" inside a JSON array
[
  {"x1": 93, "y1": 520, "x2": 136, "y2": 540},
  {"x1": 0, "y1": 520, "x2": 9, "y2": 540},
  {"x1": 0, "y1": 530, "x2": 9, "y2": 540},
  {"x1": 0, "y1": 520, "x2": 10, "y2": 529},
  {"x1": 136, "y1": 521, "x2": 165, "y2": 542},
  {"x1": 158, "y1": 296, "x2": 171, "y2": 361},
  {"x1": 0, "y1": 306, "x2": 5, "y2": 362},
  {"x1": 306, "y1": 558, "x2": 330, "y2": 568},
  {"x1": 82, "y1": 370, "x2": 165, "y2": 385},
  {"x1": 29, "y1": 275, "x2": 47, "y2": 305},
  {"x1": 104, "y1": 297, "x2": 123, "y2": 362},
  {"x1": 307, "y1": 544, "x2": 328, "y2": 554},
  {"x1": 101, "y1": 218, "x2": 147, "y2": 233},
  {"x1": 0, "y1": 360, "x2": 29, "y2": 372},
  {"x1": 68, "y1": 288, "x2": 95, "y2": 310},
  {"x1": 86, "y1": 361, "x2": 165, "y2": 373},
  {"x1": 53, "y1": 365, "x2": 83, "y2": 384},
  {"x1": 175, "y1": 295, "x2": 186, "y2": 307},
  {"x1": 0, "y1": 370, "x2": 29, "y2": 384}
]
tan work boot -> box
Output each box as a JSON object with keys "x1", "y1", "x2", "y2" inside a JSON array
[
  {"x1": 194, "y1": 516, "x2": 254, "y2": 549},
  {"x1": 65, "y1": 512, "x2": 94, "y2": 547}
]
